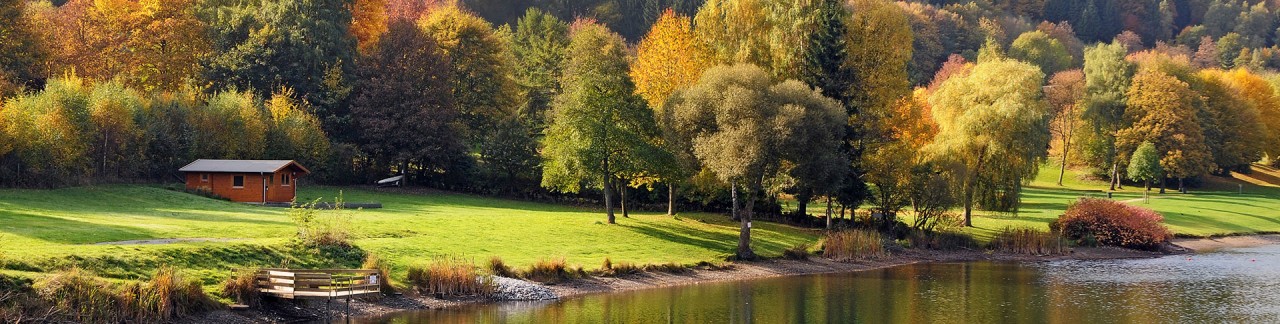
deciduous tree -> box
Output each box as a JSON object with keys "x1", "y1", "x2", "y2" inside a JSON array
[
  {"x1": 927, "y1": 58, "x2": 1050, "y2": 226},
  {"x1": 541, "y1": 21, "x2": 663, "y2": 224},
  {"x1": 351, "y1": 20, "x2": 463, "y2": 185},
  {"x1": 1045, "y1": 69, "x2": 1086, "y2": 186},
  {"x1": 668, "y1": 64, "x2": 844, "y2": 259}
]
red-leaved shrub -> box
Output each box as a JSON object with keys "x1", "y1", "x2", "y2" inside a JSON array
[{"x1": 1050, "y1": 198, "x2": 1171, "y2": 250}]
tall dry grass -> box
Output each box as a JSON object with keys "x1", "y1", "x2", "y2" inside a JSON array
[
  {"x1": 406, "y1": 256, "x2": 494, "y2": 298},
  {"x1": 821, "y1": 229, "x2": 887, "y2": 260},
  {"x1": 220, "y1": 268, "x2": 261, "y2": 307},
  {"x1": 989, "y1": 227, "x2": 1067, "y2": 255},
  {"x1": 34, "y1": 267, "x2": 216, "y2": 323},
  {"x1": 522, "y1": 258, "x2": 576, "y2": 284}
]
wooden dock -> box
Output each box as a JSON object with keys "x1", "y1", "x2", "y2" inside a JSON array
[{"x1": 255, "y1": 268, "x2": 381, "y2": 300}]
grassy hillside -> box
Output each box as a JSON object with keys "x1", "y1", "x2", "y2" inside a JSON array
[
  {"x1": 0, "y1": 185, "x2": 818, "y2": 285},
  {"x1": 3, "y1": 163, "x2": 1280, "y2": 286}
]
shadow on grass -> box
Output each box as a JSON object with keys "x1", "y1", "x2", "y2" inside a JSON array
[{"x1": 0, "y1": 211, "x2": 159, "y2": 244}]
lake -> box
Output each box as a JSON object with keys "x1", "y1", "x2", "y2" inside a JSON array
[{"x1": 356, "y1": 244, "x2": 1280, "y2": 323}]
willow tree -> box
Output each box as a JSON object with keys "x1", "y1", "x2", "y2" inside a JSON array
[
  {"x1": 668, "y1": 64, "x2": 844, "y2": 260},
  {"x1": 927, "y1": 58, "x2": 1051, "y2": 226},
  {"x1": 542, "y1": 21, "x2": 664, "y2": 224}
]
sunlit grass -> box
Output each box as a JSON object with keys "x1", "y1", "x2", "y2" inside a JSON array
[{"x1": 0, "y1": 184, "x2": 819, "y2": 287}]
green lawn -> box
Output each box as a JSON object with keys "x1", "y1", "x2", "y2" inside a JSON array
[
  {"x1": 3, "y1": 163, "x2": 1280, "y2": 287},
  {"x1": 956, "y1": 163, "x2": 1280, "y2": 240},
  {"x1": 0, "y1": 185, "x2": 818, "y2": 285}
]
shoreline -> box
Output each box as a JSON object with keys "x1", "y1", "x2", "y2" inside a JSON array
[
  {"x1": 188, "y1": 234, "x2": 1280, "y2": 323},
  {"x1": 190, "y1": 245, "x2": 1171, "y2": 323}
]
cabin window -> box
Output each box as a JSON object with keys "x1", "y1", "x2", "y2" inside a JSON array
[
  {"x1": 232, "y1": 175, "x2": 244, "y2": 188},
  {"x1": 200, "y1": 173, "x2": 209, "y2": 182},
  {"x1": 281, "y1": 173, "x2": 291, "y2": 186}
]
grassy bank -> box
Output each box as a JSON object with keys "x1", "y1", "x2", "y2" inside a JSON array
[
  {"x1": 3, "y1": 163, "x2": 1280, "y2": 292},
  {"x1": 0, "y1": 185, "x2": 817, "y2": 287},
  {"x1": 956, "y1": 163, "x2": 1280, "y2": 240}
]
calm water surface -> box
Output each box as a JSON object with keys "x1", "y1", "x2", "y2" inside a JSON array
[{"x1": 358, "y1": 244, "x2": 1280, "y2": 323}]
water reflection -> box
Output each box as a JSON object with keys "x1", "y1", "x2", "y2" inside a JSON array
[{"x1": 357, "y1": 244, "x2": 1280, "y2": 323}]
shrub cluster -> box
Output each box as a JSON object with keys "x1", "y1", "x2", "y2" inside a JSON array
[
  {"x1": 1050, "y1": 198, "x2": 1171, "y2": 250},
  {"x1": 288, "y1": 195, "x2": 354, "y2": 247},
  {"x1": 821, "y1": 229, "x2": 887, "y2": 260},
  {"x1": 406, "y1": 256, "x2": 494, "y2": 298},
  {"x1": 989, "y1": 227, "x2": 1066, "y2": 255}
]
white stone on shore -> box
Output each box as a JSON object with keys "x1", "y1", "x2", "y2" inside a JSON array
[{"x1": 490, "y1": 276, "x2": 558, "y2": 301}]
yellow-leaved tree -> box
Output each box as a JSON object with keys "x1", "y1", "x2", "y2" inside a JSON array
[
  {"x1": 1218, "y1": 69, "x2": 1280, "y2": 164},
  {"x1": 631, "y1": 9, "x2": 713, "y2": 216}
]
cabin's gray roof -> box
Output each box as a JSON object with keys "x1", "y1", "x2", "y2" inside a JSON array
[{"x1": 178, "y1": 159, "x2": 309, "y2": 174}]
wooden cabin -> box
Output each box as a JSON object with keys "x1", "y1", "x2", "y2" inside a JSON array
[{"x1": 180, "y1": 159, "x2": 310, "y2": 203}]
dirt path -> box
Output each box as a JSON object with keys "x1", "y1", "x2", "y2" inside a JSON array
[{"x1": 1171, "y1": 234, "x2": 1280, "y2": 252}]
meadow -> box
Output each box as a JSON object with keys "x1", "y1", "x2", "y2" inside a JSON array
[{"x1": 2, "y1": 164, "x2": 1279, "y2": 287}]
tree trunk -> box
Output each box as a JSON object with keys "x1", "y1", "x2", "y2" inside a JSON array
[
  {"x1": 1110, "y1": 161, "x2": 1122, "y2": 190},
  {"x1": 1058, "y1": 115, "x2": 1074, "y2": 186},
  {"x1": 620, "y1": 181, "x2": 629, "y2": 218},
  {"x1": 1159, "y1": 176, "x2": 1166, "y2": 194},
  {"x1": 795, "y1": 188, "x2": 812, "y2": 217},
  {"x1": 962, "y1": 165, "x2": 976, "y2": 227},
  {"x1": 825, "y1": 196, "x2": 833, "y2": 229},
  {"x1": 737, "y1": 190, "x2": 756, "y2": 260},
  {"x1": 667, "y1": 183, "x2": 676, "y2": 216},
  {"x1": 1145, "y1": 179, "x2": 1151, "y2": 191},
  {"x1": 604, "y1": 164, "x2": 615, "y2": 224},
  {"x1": 731, "y1": 185, "x2": 740, "y2": 221},
  {"x1": 1178, "y1": 177, "x2": 1185, "y2": 193}
]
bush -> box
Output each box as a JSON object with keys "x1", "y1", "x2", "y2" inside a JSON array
[
  {"x1": 907, "y1": 230, "x2": 978, "y2": 250},
  {"x1": 288, "y1": 194, "x2": 355, "y2": 247},
  {"x1": 821, "y1": 230, "x2": 887, "y2": 260},
  {"x1": 220, "y1": 269, "x2": 261, "y2": 307},
  {"x1": 487, "y1": 256, "x2": 516, "y2": 278},
  {"x1": 521, "y1": 258, "x2": 575, "y2": 284},
  {"x1": 406, "y1": 256, "x2": 494, "y2": 298},
  {"x1": 1050, "y1": 198, "x2": 1171, "y2": 250},
  {"x1": 782, "y1": 243, "x2": 812, "y2": 260},
  {"x1": 989, "y1": 227, "x2": 1066, "y2": 255}
]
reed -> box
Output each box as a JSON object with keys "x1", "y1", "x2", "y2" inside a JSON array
[
  {"x1": 821, "y1": 229, "x2": 887, "y2": 260},
  {"x1": 782, "y1": 243, "x2": 812, "y2": 260},
  {"x1": 220, "y1": 268, "x2": 261, "y2": 307},
  {"x1": 406, "y1": 256, "x2": 494, "y2": 298},
  {"x1": 989, "y1": 227, "x2": 1067, "y2": 255},
  {"x1": 521, "y1": 257, "x2": 575, "y2": 284},
  {"x1": 487, "y1": 256, "x2": 516, "y2": 278}
]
